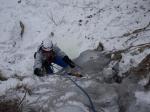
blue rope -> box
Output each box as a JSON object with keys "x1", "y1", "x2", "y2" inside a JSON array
[
  {"x1": 51, "y1": 65, "x2": 97, "y2": 112},
  {"x1": 65, "y1": 73, "x2": 97, "y2": 112}
]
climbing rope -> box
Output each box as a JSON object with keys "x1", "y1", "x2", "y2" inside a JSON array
[
  {"x1": 64, "y1": 73, "x2": 97, "y2": 112},
  {"x1": 51, "y1": 64, "x2": 98, "y2": 112}
]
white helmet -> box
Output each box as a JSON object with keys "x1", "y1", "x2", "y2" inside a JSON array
[{"x1": 41, "y1": 39, "x2": 53, "y2": 51}]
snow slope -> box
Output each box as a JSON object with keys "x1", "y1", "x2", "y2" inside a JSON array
[
  {"x1": 0, "y1": 0, "x2": 150, "y2": 112},
  {"x1": 0, "y1": 0, "x2": 150, "y2": 75}
]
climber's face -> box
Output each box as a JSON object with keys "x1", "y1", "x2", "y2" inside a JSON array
[{"x1": 42, "y1": 50, "x2": 55, "y2": 61}]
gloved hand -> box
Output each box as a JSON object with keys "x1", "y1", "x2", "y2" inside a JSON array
[
  {"x1": 63, "y1": 56, "x2": 75, "y2": 68},
  {"x1": 34, "y1": 68, "x2": 43, "y2": 77},
  {"x1": 113, "y1": 75, "x2": 122, "y2": 83}
]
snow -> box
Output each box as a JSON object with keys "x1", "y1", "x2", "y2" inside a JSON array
[
  {"x1": 0, "y1": 0, "x2": 150, "y2": 73},
  {"x1": 0, "y1": 0, "x2": 150, "y2": 111},
  {"x1": 0, "y1": 78, "x2": 20, "y2": 95},
  {"x1": 56, "y1": 105, "x2": 86, "y2": 112},
  {"x1": 60, "y1": 92, "x2": 76, "y2": 100},
  {"x1": 135, "y1": 91, "x2": 150, "y2": 104}
]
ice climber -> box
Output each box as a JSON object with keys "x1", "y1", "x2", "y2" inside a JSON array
[{"x1": 33, "y1": 39, "x2": 82, "y2": 77}]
